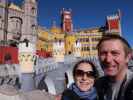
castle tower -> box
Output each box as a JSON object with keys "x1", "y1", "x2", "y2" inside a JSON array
[
  {"x1": 18, "y1": 41, "x2": 36, "y2": 73},
  {"x1": 21, "y1": 0, "x2": 37, "y2": 43},
  {"x1": 18, "y1": 40, "x2": 36, "y2": 91},
  {"x1": 0, "y1": 0, "x2": 7, "y2": 9},
  {"x1": 106, "y1": 10, "x2": 122, "y2": 35},
  {"x1": 65, "y1": 34, "x2": 76, "y2": 55},
  {"x1": 0, "y1": 0, "x2": 6, "y2": 4},
  {"x1": 61, "y1": 8, "x2": 73, "y2": 33}
]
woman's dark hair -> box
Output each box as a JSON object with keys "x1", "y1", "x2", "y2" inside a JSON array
[{"x1": 73, "y1": 59, "x2": 99, "y2": 78}]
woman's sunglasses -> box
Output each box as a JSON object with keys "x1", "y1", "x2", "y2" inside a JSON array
[{"x1": 75, "y1": 69, "x2": 96, "y2": 78}]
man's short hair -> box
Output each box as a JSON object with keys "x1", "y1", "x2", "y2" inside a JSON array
[{"x1": 97, "y1": 34, "x2": 132, "y2": 56}]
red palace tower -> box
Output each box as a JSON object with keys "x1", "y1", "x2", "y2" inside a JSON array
[{"x1": 61, "y1": 8, "x2": 73, "y2": 33}]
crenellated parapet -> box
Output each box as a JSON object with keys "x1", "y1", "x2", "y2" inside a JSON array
[
  {"x1": 105, "y1": 10, "x2": 121, "y2": 35},
  {"x1": 18, "y1": 41, "x2": 36, "y2": 73}
]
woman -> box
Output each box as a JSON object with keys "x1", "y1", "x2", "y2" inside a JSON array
[{"x1": 61, "y1": 60, "x2": 99, "y2": 100}]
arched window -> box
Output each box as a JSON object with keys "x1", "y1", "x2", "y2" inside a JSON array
[
  {"x1": 31, "y1": 7, "x2": 36, "y2": 15},
  {"x1": 8, "y1": 17, "x2": 22, "y2": 40},
  {"x1": 9, "y1": 17, "x2": 22, "y2": 34},
  {"x1": 31, "y1": 24, "x2": 36, "y2": 35},
  {"x1": 4, "y1": 53, "x2": 12, "y2": 64}
]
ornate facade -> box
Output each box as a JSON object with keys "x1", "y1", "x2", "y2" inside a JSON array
[
  {"x1": 76, "y1": 27, "x2": 104, "y2": 57},
  {"x1": 37, "y1": 9, "x2": 121, "y2": 58},
  {"x1": 0, "y1": 0, "x2": 37, "y2": 44},
  {"x1": 0, "y1": 0, "x2": 121, "y2": 61}
]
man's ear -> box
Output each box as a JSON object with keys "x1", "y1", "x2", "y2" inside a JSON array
[{"x1": 126, "y1": 53, "x2": 132, "y2": 63}]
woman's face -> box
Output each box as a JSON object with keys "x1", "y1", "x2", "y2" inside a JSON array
[{"x1": 74, "y1": 63, "x2": 95, "y2": 92}]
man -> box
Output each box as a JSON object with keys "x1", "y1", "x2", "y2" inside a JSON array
[{"x1": 95, "y1": 34, "x2": 133, "y2": 100}]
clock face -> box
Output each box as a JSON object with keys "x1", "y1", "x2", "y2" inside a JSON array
[{"x1": 65, "y1": 15, "x2": 71, "y2": 19}]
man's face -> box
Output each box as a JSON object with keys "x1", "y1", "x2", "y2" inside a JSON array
[
  {"x1": 74, "y1": 63, "x2": 95, "y2": 92},
  {"x1": 98, "y1": 40, "x2": 130, "y2": 77}
]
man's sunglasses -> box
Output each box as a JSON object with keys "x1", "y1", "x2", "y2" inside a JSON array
[{"x1": 75, "y1": 69, "x2": 96, "y2": 78}]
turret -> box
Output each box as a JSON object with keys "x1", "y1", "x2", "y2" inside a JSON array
[
  {"x1": 61, "y1": 8, "x2": 73, "y2": 34},
  {"x1": 21, "y1": 0, "x2": 37, "y2": 43},
  {"x1": 105, "y1": 10, "x2": 122, "y2": 35},
  {"x1": 0, "y1": 0, "x2": 6, "y2": 5}
]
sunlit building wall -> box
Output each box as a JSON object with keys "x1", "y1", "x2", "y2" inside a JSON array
[
  {"x1": 65, "y1": 34, "x2": 76, "y2": 55},
  {"x1": 73, "y1": 40, "x2": 81, "y2": 57},
  {"x1": 18, "y1": 42, "x2": 36, "y2": 73},
  {"x1": 37, "y1": 26, "x2": 52, "y2": 52},
  {"x1": 53, "y1": 40, "x2": 65, "y2": 62},
  {"x1": 76, "y1": 28, "x2": 103, "y2": 57}
]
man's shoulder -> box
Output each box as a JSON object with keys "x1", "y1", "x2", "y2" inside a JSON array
[
  {"x1": 125, "y1": 75, "x2": 133, "y2": 100},
  {"x1": 94, "y1": 76, "x2": 108, "y2": 99}
]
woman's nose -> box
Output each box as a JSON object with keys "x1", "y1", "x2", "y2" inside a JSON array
[{"x1": 82, "y1": 73, "x2": 88, "y2": 80}]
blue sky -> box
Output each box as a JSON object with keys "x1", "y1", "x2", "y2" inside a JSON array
[{"x1": 12, "y1": 0, "x2": 133, "y2": 48}]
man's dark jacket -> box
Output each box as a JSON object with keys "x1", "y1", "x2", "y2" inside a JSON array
[{"x1": 95, "y1": 70, "x2": 133, "y2": 100}]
